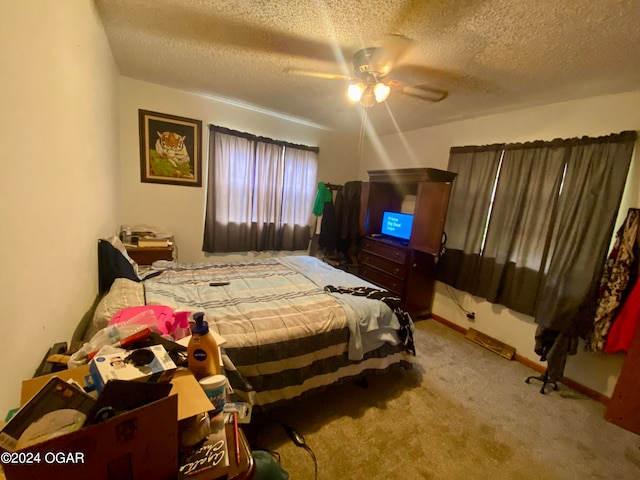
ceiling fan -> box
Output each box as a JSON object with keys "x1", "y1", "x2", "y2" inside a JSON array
[{"x1": 287, "y1": 35, "x2": 448, "y2": 108}]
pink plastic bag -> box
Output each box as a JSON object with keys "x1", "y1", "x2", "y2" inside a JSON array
[
  {"x1": 171, "y1": 311, "x2": 192, "y2": 340},
  {"x1": 109, "y1": 305, "x2": 190, "y2": 339}
]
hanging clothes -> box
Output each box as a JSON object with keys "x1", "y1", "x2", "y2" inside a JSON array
[
  {"x1": 312, "y1": 182, "x2": 336, "y2": 255},
  {"x1": 584, "y1": 208, "x2": 640, "y2": 352},
  {"x1": 313, "y1": 182, "x2": 332, "y2": 216},
  {"x1": 334, "y1": 187, "x2": 345, "y2": 243},
  {"x1": 332, "y1": 181, "x2": 361, "y2": 259},
  {"x1": 319, "y1": 193, "x2": 337, "y2": 253},
  {"x1": 315, "y1": 183, "x2": 347, "y2": 255},
  {"x1": 340, "y1": 181, "x2": 362, "y2": 241},
  {"x1": 604, "y1": 277, "x2": 640, "y2": 353}
]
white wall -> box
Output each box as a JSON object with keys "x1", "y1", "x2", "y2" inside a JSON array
[
  {"x1": 362, "y1": 91, "x2": 640, "y2": 397},
  {"x1": 118, "y1": 78, "x2": 361, "y2": 262},
  {"x1": 0, "y1": 1, "x2": 120, "y2": 415},
  {"x1": 2, "y1": 3, "x2": 633, "y2": 418}
]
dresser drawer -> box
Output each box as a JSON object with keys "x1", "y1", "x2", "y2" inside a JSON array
[
  {"x1": 359, "y1": 265, "x2": 404, "y2": 296},
  {"x1": 360, "y1": 252, "x2": 407, "y2": 279},
  {"x1": 362, "y1": 238, "x2": 408, "y2": 263}
]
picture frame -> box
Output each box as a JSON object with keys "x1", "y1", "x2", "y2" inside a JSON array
[{"x1": 138, "y1": 109, "x2": 203, "y2": 187}]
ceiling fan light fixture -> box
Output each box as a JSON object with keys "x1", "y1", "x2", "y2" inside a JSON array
[
  {"x1": 359, "y1": 85, "x2": 378, "y2": 108},
  {"x1": 373, "y1": 82, "x2": 390, "y2": 102},
  {"x1": 349, "y1": 79, "x2": 390, "y2": 108},
  {"x1": 348, "y1": 82, "x2": 365, "y2": 102}
]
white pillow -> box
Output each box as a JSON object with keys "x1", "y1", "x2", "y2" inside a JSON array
[{"x1": 92, "y1": 278, "x2": 145, "y2": 330}]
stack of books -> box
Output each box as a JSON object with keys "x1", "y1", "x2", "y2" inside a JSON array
[
  {"x1": 178, "y1": 413, "x2": 229, "y2": 479},
  {"x1": 120, "y1": 226, "x2": 174, "y2": 248},
  {"x1": 136, "y1": 236, "x2": 172, "y2": 248},
  {"x1": 130, "y1": 229, "x2": 173, "y2": 248}
]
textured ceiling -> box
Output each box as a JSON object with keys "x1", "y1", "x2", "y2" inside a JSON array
[{"x1": 95, "y1": 0, "x2": 640, "y2": 135}]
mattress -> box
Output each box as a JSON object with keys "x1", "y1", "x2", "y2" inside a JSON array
[{"x1": 143, "y1": 255, "x2": 415, "y2": 409}]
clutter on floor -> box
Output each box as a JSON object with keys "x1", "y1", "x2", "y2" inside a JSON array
[{"x1": 0, "y1": 308, "x2": 259, "y2": 480}]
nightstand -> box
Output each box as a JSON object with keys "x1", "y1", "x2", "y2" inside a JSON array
[{"x1": 125, "y1": 245, "x2": 174, "y2": 266}]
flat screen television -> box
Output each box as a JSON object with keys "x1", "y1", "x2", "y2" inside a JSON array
[{"x1": 381, "y1": 211, "x2": 414, "y2": 243}]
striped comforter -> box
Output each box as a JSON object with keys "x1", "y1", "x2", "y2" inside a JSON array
[{"x1": 143, "y1": 255, "x2": 414, "y2": 409}]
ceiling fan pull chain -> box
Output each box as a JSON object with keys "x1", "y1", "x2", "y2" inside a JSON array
[{"x1": 358, "y1": 108, "x2": 368, "y2": 162}]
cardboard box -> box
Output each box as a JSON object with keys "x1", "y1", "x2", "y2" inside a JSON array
[
  {"x1": 89, "y1": 345, "x2": 177, "y2": 393},
  {"x1": 2, "y1": 394, "x2": 178, "y2": 480},
  {"x1": 21, "y1": 365, "x2": 93, "y2": 406},
  {"x1": 6, "y1": 368, "x2": 216, "y2": 479},
  {"x1": 21, "y1": 367, "x2": 214, "y2": 422},
  {"x1": 0, "y1": 377, "x2": 96, "y2": 453}
]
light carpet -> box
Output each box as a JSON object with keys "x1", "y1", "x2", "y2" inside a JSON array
[{"x1": 250, "y1": 319, "x2": 640, "y2": 480}]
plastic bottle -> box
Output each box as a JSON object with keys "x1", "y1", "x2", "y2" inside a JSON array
[{"x1": 187, "y1": 312, "x2": 222, "y2": 380}]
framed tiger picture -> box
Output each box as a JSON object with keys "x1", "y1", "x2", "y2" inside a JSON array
[{"x1": 138, "y1": 109, "x2": 203, "y2": 187}]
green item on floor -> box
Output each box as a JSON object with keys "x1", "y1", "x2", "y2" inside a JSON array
[{"x1": 252, "y1": 450, "x2": 289, "y2": 480}]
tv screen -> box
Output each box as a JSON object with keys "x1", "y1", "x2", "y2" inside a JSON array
[{"x1": 381, "y1": 211, "x2": 414, "y2": 242}]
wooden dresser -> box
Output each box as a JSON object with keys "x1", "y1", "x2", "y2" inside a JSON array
[
  {"x1": 360, "y1": 236, "x2": 437, "y2": 316},
  {"x1": 359, "y1": 168, "x2": 456, "y2": 318},
  {"x1": 360, "y1": 237, "x2": 408, "y2": 296}
]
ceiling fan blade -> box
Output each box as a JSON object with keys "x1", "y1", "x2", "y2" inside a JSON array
[
  {"x1": 400, "y1": 85, "x2": 448, "y2": 102},
  {"x1": 363, "y1": 34, "x2": 413, "y2": 78},
  {"x1": 379, "y1": 34, "x2": 412, "y2": 65},
  {"x1": 285, "y1": 68, "x2": 351, "y2": 81}
]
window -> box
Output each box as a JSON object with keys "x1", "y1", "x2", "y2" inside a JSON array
[
  {"x1": 438, "y1": 131, "x2": 636, "y2": 336},
  {"x1": 203, "y1": 126, "x2": 318, "y2": 253}
]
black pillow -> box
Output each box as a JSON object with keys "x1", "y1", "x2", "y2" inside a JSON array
[{"x1": 98, "y1": 239, "x2": 140, "y2": 294}]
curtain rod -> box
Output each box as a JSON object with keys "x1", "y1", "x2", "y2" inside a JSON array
[
  {"x1": 450, "y1": 130, "x2": 637, "y2": 153},
  {"x1": 210, "y1": 124, "x2": 319, "y2": 153}
]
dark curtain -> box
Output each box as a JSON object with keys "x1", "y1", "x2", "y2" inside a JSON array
[
  {"x1": 476, "y1": 141, "x2": 567, "y2": 314},
  {"x1": 437, "y1": 145, "x2": 504, "y2": 292},
  {"x1": 438, "y1": 131, "x2": 637, "y2": 337},
  {"x1": 535, "y1": 132, "x2": 637, "y2": 336}
]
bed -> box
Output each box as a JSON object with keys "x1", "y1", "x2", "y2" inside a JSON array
[{"x1": 95, "y1": 240, "x2": 415, "y2": 410}]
